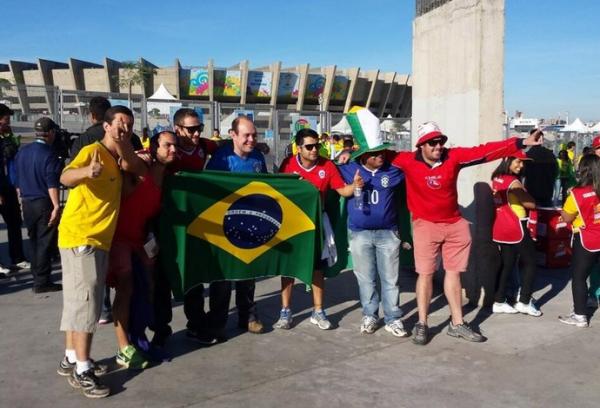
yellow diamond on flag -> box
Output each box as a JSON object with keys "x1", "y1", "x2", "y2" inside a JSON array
[{"x1": 187, "y1": 181, "x2": 315, "y2": 264}]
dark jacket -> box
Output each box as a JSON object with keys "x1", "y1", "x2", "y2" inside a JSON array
[{"x1": 524, "y1": 145, "x2": 558, "y2": 207}]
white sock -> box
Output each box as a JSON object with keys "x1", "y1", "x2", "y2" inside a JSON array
[
  {"x1": 75, "y1": 359, "x2": 92, "y2": 375},
  {"x1": 65, "y1": 349, "x2": 77, "y2": 364}
]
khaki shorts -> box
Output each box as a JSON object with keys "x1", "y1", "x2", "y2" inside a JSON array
[
  {"x1": 59, "y1": 246, "x2": 109, "y2": 333},
  {"x1": 412, "y1": 218, "x2": 472, "y2": 275}
]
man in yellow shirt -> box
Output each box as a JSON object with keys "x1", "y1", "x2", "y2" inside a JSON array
[{"x1": 57, "y1": 106, "x2": 145, "y2": 399}]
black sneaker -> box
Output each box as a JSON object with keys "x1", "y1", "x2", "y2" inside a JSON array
[
  {"x1": 412, "y1": 322, "x2": 429, "y2": 345},
  {"x1": 33, "y1": 283, "x2": 62, "y2": 294},
  {"x1": 447, "y1": 322, "x2": 486, "y2": 342},
  {"x1": 67, "y1": 368, "x2": 110, "y2": 399},
  {"x1": 186, "y1": 329, "x2": 218, "y2": 346},
  {"x1": 57, "y1": 356, "x2": 109, "y2": 377}
]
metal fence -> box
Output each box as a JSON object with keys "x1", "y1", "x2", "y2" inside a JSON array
[
  {"x1": 416, "y1": 0, "x2": 454, "y2": 16},
  {"x1": 2, "y1": 84, "x2": 413, "y2": 173}
]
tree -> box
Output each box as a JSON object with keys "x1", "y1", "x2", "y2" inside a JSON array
[
  {"x1": 116, "y1": 60, "x2": 156, "y2": 107},
  {"x1": 0, "y1": 78, "x2": 11, "y2": 98}
]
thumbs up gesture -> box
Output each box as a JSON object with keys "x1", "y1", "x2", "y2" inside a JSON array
[
  {"x1": 353, "y1": 169, "x2": 364, "y2": 189},
  {"x1": 88, "y1": 149, "x2": 103, "y2": 179}
]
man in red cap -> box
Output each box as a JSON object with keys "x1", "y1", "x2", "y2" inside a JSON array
[
  {"x1": 390, "y1": 121, "x2": 542, "y2": 345},
  {"x1": 593, "y1": 135, "x2": 600, "y2": 156}
]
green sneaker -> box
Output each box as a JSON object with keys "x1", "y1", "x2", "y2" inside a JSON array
[{"x1": 116, "y1": 345, "x2": 149, "y2": 370}]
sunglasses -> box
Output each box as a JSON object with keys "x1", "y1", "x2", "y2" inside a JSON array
[
  {"x1": 426, "y1": 138, "x2": 446, "y2": 147},
  {"x1": 181, "y1": 124, "x2": 204, "y2": 134},
  {"x1": 302, "y1": 143, "x2": 321, "y2": 151}
]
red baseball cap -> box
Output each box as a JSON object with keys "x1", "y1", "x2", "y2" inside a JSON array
[
  {"x1": 511, "y1": 150, "x2": 532, "y2": 161},
  {"x1": 593, "y1": 135, "x2": 600, "y2": 149}
]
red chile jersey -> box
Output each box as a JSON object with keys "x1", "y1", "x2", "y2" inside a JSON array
[
  {"x1": 170, "y1": 138, "x2": 218, "y2": 173},
  {"x1": 391, "y1": 137, "x2": 523, "y2": 223},
  {"x1": 279, "y1": 155, "x2": 346, "y2": 202}
]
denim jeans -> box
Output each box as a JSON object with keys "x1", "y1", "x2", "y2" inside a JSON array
[{"x1": 349, "y1": 229, "x2": 402, "y2": 324}]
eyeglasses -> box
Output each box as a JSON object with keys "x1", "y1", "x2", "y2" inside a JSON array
[
  {"x1": 302, "y1": 143, "x2": 321, "y2": 151},
  {"x1": 426, "y1": 139, "x2": 445, "y2": 147},
  {"x1": 180, "y1": 124, "x2": 204, "y2": 134}
]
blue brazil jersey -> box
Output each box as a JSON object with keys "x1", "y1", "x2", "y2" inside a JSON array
[
  {"x1": 339, "y1": 161, "x2": 404, "y2": 231},
  {"x1": 206, "y1": 144, "x2": 267, "y2": 174}
]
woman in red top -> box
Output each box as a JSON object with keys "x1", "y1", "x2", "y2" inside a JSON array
[
  {"x1": 559, "y1": 155, "x2": 600, "y2": 328},
  {"x1": 108, "y1": 131, "x2": 177, "y2": 368},
  {"x1": 490, "y1": 151, "x2": 540, "y2": 316}
]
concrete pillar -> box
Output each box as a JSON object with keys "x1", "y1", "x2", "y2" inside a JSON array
[
  {"x1": 343, "y1": 68, "x2": 360, "y2": 113},
  {"x1": 207, "y1": 59, "x2": 215, "y2": 102},
  {"x1": 295, "y1": 64, "x2": 310, "y2": 111},
  {"x1": 269, "y1": 61, "x2": 282, "y2": 107},
  {"x1": 364, "y1": 70, "x2": 380, "y2": 109},
  {"x1": 8, "y1": 60, "x2": 36, "y2": 113},
  {"x1": 240, "y1": 60, "x2": 249, "y2": 105},
  {"x1": 378, "y1": 72, "x2": 397, "y2": 118},
  {"x1": 412, "y1": 0, "x2": 506, "y2": 303},
  {"x1": 321, "y1": 65, "x2": 336, "y2": 111}
]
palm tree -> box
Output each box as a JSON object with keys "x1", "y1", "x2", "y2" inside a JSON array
[{"x1": 117, "y1": 60, "x2": 156, "y2": 107}]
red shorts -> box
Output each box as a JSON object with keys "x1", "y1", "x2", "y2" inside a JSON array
[
  {"x1": 412, "y1": 218, "x2": 471, "y2": 275},
  {"x1": 106, "y1": 241, "x2": 154, "y2": 288}
]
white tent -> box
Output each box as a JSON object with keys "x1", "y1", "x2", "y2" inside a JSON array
[
  {"x1": 589, "y1": 122, "x2": 600, "y2": 133},
  {"x1": 331, "y1": 116, "x2": 352, "y2": 134},
  {"x1": 562, "y1": 117, "x2": 590, "y2": 133},
  {"x1": 147, "y1": 83, "x2": 180, "y2": 115}
]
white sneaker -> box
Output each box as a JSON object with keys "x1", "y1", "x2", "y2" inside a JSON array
[
  {"x1": 0, "y1": 265, "x2": 10, "y2": 277},
  {"x1": 14, "y1": 261, "x2": 31, "y2": 270},
  {"x1": 360, "y1": 316, "x2": 378, "y2": 334},
  {"x1": 492, "y1": 302, "x2": 518, "y2": 314},
  {"x1": 558, "y1": 312, "x2": 588, "y2": 328},
  {"x1": 514, "y1": 300, "x2": 542, "y2": 317},
  {"x1": 384, "y1": 319, "x2": 409, "y2": 338}
]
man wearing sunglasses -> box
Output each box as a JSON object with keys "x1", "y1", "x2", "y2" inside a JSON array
[
  {"x1": 277, "y1": 128, "x2": 363, "y2": 330},
  {"x1": 391, "y1": 122, "x2": 543, "y2": 345}
]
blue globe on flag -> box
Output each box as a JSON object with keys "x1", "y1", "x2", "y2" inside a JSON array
[{"x1": 223, "y1": 194, "x2": 283, "y2": 249}]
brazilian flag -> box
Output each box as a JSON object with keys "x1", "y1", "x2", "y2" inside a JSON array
[{"x1": 159, "y1": 170, "x2": 320, "y2": 300}]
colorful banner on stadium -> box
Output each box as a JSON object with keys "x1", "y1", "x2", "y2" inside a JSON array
[
  {"x1": 214, "y1": 70, "x2": 241, "y2": 97},
  {"x1": 159, "y1": 171, "x2": 320, "y2": 300},
  {"x1": 189, "y1": 69, "x2": 209, "y2": 96},
  {"x1": 278, "y1": 72, "x2": 300, "y2": 98},
  {"x1": 247, "y1": 71, "x2": 272, "y2": 97},
  {"x1": 331, "y1": 76, "x2": 349, "y2": 100},
  {"x1": 306, "y1": 74, "x2": 326, "y2": 99}
]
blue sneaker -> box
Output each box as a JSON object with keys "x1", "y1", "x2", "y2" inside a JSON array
[
  {"x1": 274, "y1": 308, "x2": 293, "y2": 330},
  {"x1": 310, "y1": 309, "x2": 332, "y2": 330}
]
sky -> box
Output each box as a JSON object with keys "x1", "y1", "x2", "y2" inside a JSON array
[{"x1": 1, "y1": 0, "x2": 598, "y2": 121}]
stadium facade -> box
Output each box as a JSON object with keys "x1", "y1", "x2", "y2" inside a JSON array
[{"x1": 0, "y1": 58, "x2": 411, "y2": 118}]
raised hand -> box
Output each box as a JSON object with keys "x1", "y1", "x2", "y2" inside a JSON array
[
  {"x1": 353, "y1": 169, "x2": 364, "y2": 188},
  {"x1": 88, "y1": 149, "x2": 103, "y2": 179},
  {"x1": 523, "y1": 129, "x2": 544, "y2": 146}
]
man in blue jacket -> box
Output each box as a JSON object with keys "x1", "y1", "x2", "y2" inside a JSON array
[{"x1": 15, "y1": 117, "x2": 62, "y2": 292}]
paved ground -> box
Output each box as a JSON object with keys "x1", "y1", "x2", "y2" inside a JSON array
[{"x1": 1, "y1": 246, "x2": 599, "y2": 408}]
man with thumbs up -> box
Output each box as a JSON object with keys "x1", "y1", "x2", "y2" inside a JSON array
[
  {"x1": 57, "y1": 106, "x2": 145, "y2": 399},
  {"x1": 277, "y1": 128, "x2": 364, "y2": 330}
]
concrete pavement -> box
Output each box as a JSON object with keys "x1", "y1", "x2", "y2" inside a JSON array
[{"x1": 0, "y1": 251, "x2": 599, "y2": 408}]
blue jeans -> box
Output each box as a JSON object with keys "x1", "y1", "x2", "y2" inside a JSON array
[{"x1": 349, "y1": 229, "x2": 402, "y2": 324}]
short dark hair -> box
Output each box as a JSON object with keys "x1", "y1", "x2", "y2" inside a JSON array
[
  {"x1": 89, "y1": 97, "x2": 111, "y2": 121},
  {"x1": 104, "y1": 105, "x2": 134, "y2": 124},
  {"x1": 150, "y1": 130, "x2": 176, "y2": 159},
  {"x1": 231, "y1": 115, "x2": 253, "y2": 134},
  {"x1": 295, "y1": 128, "x2": 319, "y2": 146},
  {"x1": 567, "y1": 141, "x2": 576, "y2": 149},
  {"x1": 173, "y1": 108, "x2": 200, "y2": 126}
]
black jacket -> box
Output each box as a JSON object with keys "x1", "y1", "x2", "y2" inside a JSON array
[{"x1": 69, "y1": 122, "x2": 142, "y2": 159}]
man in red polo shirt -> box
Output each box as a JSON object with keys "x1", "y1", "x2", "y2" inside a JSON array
[
  {"x1": 391, "y1": 122, "x2": 542, "y2": 345},
  {"x1": 278, "y1": 128, "x2": 363, "y2": 330}
]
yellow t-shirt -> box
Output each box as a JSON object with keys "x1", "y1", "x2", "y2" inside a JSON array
[
  {"x1": 562, "y1": 193, "x2": 583, "y2": 232},
  {"x1": 58, "y1": 142, "x2": 122, "y2": 251},
  {"x1": 508, "y1": 191, "x2": 527, "y2": 219}
]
